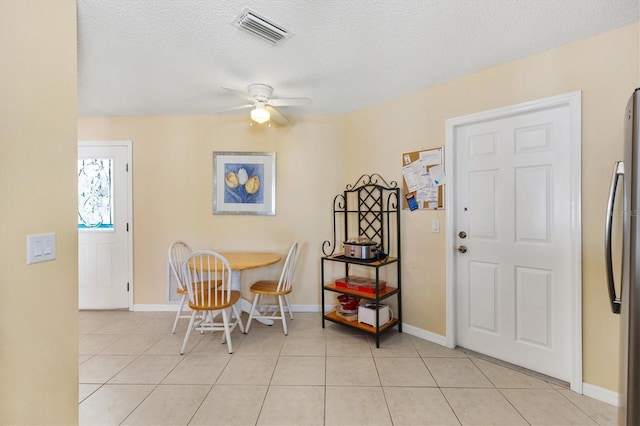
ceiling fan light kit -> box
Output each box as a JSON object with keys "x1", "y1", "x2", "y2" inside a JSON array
[{"x1": 250, "y1": 101, "x2": 270, "y2": 124}]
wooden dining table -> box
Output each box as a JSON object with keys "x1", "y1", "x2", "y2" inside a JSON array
[
  {"x1": 188, "y1": 251, "x2": 282, "y2": 324},
  {"x1": 217, "y1": 252, "x2": 282, "y2": 274}
]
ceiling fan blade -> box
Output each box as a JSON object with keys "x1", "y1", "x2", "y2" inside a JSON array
[
  {"x1": 213, "y1": 104, "x2": 253, "y2": 114},
  {"x1": 270, "y1": 97, "x2": 312, "y2": 107},
  {"x1": 266, "y1": 106, "x2": 289, "y2": 125},
  {"x1": 220, "y1": 87, "x2": 252, "y2": 101}
]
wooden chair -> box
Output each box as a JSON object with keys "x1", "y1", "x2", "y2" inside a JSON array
[
  {"x1": 168, "y1": 241, "x2": 193, "y2": 333},
  {"x1": 180, "y1": 250, "x2": 244, "y2": 354},
  {"x1": 245, "y1": 242, "x2": 299, "y2": 335}
]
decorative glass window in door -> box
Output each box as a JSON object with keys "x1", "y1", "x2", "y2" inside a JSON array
[{"x1": 78, "y1": 158, "x2": 114, "y2": 229}]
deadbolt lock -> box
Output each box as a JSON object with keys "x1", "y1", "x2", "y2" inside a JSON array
[{"x1": 458, "y1": 231, "x2": 467, "y2": 239}]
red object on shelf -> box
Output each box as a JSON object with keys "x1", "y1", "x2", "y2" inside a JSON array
[
  {"x1": 337, "y1": 294, "x2": 361, "y2": 310},
  {"x1": 335, "y1": 276, "x2": 386, "y2": 293}
]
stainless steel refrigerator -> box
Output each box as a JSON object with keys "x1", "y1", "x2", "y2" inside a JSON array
[{"x1": 606, "y1": 87, "x2": 640, "y2": 425}]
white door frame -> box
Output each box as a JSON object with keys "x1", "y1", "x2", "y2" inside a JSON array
[
  {"x1": 444, "y1": 92, "x2": 582, "y2": 392},
  {"x1": 78, "y1": 140, "x2": 134, "y2": 310}
]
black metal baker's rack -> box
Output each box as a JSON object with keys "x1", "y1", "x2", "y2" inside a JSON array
[{"x1": 321, "y1": 173, "x2": 402, "y2": 347}]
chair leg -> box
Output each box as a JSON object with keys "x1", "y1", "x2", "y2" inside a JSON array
[
  {"x1": 284, "y1": 294, "x2": 294, "y2": 320},
  {"x1": 232, "y1": 304, "x2": 245, "y2": 333},
  {"x1": 245, "y1": 294, "x2": 261, "y2": 334},
  {"x1": 278, "y1": 295, "x2": 288, "y2": 335},
  {"x1": 180, "y1": 310, "x2": 198, "y2": 355},
  {"x1": 171, "y1": 294, "x2": 187, "y2": 333},
  {"x1": 222, "y1": 309, "x2": 233, "y2": 354}
]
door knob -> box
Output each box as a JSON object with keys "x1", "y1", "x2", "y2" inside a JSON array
[
  {"x1": 458, "y1": 231, "x2": 467, "y2": 239},
  {"x1": 458, "y1": 245, "x2": 467, "y2": 254}
]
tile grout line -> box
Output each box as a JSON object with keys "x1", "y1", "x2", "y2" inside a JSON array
[{"x1": 554, "y1": 387, "x2": 606, "y2": 426}]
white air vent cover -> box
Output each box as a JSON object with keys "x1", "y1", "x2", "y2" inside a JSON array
[{"x1": 232, "y1": 8, "x2": 292, "y2": 45}]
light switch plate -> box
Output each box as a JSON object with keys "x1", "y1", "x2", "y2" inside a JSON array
[
  {"x1": 27, "y1": 233, "x2": 56, "y2": 264},
  {"x1": 431, "y1": 220, "x2": 440, "y2": 233}
]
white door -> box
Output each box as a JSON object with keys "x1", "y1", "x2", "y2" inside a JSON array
[
  {"x1": 447, "y1": 93, "x2": 581, "y2": 384},
  {"x1": 78, "y1": 141, "x2": 132, "y2": 309}
]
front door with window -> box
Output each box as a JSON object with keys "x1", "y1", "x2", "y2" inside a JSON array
[{"x1": 78, "y1": 142, "x2": 131, "y2": 309}]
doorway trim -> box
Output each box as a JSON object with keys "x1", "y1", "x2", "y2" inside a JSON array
[
  {"x1": 78, "y1": 140, "x2": 134, "y2": 310},
  {"x1": 444, "y1": 92, "x2": 582, "y2": 392}
]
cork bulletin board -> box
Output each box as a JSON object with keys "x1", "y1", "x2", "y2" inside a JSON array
[{"x1": 401, "y1": 147, "x2": 445, "y2": 210}]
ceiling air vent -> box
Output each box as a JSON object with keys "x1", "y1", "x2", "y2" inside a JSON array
[{"x1": 232, "y1": 8, "x2": 292, "y2": 45}]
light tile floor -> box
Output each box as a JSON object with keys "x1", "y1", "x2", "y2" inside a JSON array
[{"x1": 79, "y1": 310, "x2": 618, "y2": 425}]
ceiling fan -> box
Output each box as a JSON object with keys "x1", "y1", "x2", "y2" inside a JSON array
[{"x1": 217, "y1": 83, "x2": 311, "y2": 125}]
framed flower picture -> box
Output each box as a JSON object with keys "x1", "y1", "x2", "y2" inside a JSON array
[{"x1": 212, "y1": 151, "x2": 276, "y2": 215}]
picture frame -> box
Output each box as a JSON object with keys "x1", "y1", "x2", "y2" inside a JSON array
[{"x1": 212, "y1": 151, "x2": 276, "y2": 215}]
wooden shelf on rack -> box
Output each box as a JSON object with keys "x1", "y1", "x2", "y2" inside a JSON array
[
  {"x1": 323, "y1": 283, "x2": 398, "y2": 299},
  {"x1": 324, "y1": 310, "x2": 399, "y2": 333}
]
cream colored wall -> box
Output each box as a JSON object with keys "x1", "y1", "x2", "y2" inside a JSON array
[
  {"x1": 0, "y1": 1, "x2": 78, "y2": 424},
  {"x1": 77, "y1": 115, "x2": 346, "y2": 307},
  {"x1": 76, "y1": 24, "x2": 637, "y2": 394},
  {"x1": 346, "y1": 24, "x2": 639, "y2": 392}
]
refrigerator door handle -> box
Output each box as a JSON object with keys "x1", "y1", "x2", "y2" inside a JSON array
[{"x1": 605, "y1": 160, "x2": 624, "y2": 314}]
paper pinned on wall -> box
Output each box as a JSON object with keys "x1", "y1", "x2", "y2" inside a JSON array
[
  {"x1": 420, "y1": 149, "x2": 442, "y2": 166},
  {"x1": 417, "y1": 186, "x2": 439, "y2": 202},
  {"x1": 402, "y1": 159, "x2": 429, "y2": 192},
  {"x1": 405, "y1": 193, "x2": 419, "y2": 210},
  {"x1": 429, "y1": 165, "x2": 446, "y2": 186}
]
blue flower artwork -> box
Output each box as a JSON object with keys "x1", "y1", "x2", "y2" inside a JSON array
[{"x1": 223, "y1": 163, "x2": 264, "y2": 204}]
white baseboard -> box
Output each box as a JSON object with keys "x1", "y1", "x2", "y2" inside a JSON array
[
  {"x1": 582, "y1": 382, "x2": 620, "y2": 407},
  {"x1": 289, "y1": 304, "x2": 324, "y2": 313},
  {"x1": 402, "y1": 323, "x2": 449, "y2": 347}
]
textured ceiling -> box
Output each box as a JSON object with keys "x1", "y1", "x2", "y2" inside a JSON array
[{"x1": 77, "y1": 0, "x2": 640, "y2": 118}]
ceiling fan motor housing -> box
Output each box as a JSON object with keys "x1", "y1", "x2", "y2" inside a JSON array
[{"x1": 248, "y1": 83, "x2": 274, "y2": 102}]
